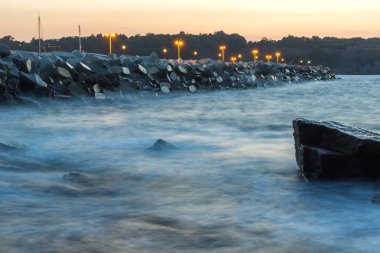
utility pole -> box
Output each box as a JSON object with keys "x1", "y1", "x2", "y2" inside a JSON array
[
  {"x1": 38, "y1": 14, "x2": 41, "y2": 55},
  {"x1": 78, "y1": 24, "x2": 82, "y2": 52}
]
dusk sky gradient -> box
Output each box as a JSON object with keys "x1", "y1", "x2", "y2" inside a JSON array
[{"x1": 1, "y1": 0, "x2": 379, "y2": 41}]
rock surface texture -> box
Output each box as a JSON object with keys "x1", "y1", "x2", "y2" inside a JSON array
[
  {"x1": 293, "y1": 118, "x2": 380, "y2": 179},
  {"x1": 0, "y1": 49, "x2": 336, "y2": 105}
]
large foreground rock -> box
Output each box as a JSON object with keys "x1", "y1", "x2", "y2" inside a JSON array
[{"x1": 293, "y1": 118, "x2": 380, "y2": 179}]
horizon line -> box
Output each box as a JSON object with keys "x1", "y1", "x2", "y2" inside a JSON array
[{"x1": 2, "y1": 32, "x2": 380, "y2": 43}]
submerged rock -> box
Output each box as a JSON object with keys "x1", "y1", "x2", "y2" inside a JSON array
[
  {"x1": 63, "y1": 172, "x2": 95, "y2": 187},
  {"x1": 293, "y1": 118, "x2": 380, "y2": 179},
  {"x1": 0, "y1": 142, "x2": 18, "y2": 151},
  {"x1": 147, "y1": 139, "x2": 177, "y2": 151}
]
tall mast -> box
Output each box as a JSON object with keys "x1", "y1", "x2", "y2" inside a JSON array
[
  {"x1": 38, "y1": 14, "x2": 41, "y2": 55},
  {"x1": 78, "y1": 24, "x2": 82, "y2": 52}
]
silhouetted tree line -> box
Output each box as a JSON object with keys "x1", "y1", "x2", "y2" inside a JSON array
[{"x1": 1, "y1": 32, "x2": 380, "y2": 74}]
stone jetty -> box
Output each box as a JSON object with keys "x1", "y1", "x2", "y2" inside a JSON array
[
  {"x1": 293, "y1": 118, "x2": 380, "y2": 179},
  {"x1": 0, "y1": 43, "x2": 336, "y2": 104}
]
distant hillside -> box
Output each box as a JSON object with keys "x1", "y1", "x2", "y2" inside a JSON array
[{"x1": 1, "y1": 31, "x2": 380, "y2": 74}]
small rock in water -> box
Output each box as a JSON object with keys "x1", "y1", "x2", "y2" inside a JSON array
[
  {"x1": 0, "y1": 142, "x2": 18, "y2": 151},
  {"x1": 160, "y1": 86, "x2": 170, "y2": 94},
  {"x1": 147, "y1": 139, "x2": 177, "y2": 151},
  {"x1": 63, "y1": 172, "x2": 94, "y2": 186},
  {"x1": 188, "y1": 85, "x2": 197, "y2": 93},
  {"x1": 95, "y1": 93, "x2": 106, "y2": 100}
]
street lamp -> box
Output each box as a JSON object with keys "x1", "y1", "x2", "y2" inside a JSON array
[
  {"x1": 300, "y1": 60, "x2": 304, "y2": 65},
  {"x1": 252, "y1": 49, "x2": 258, "y2": 62},
  {"x1": 307, "y1": 60, "x2": 312, "y2": 65},
  {"x1": 281, "y1": 58, "x2": 285, "y2": 63},
  {"x1": 231, "y1": 56, "x2": 237, "y2": 63},
  {"x1": 238, "y1": 54, "x2": 242, "y2": 60},
  {"x1": 121, "y1": 45, "x2": 127, "y2": 51},
  {"x1": 162, "y1": 48, "x2": 168, "y2": 58},
  {"x1": 193, "y1": 51, "x2": 198, "y2": 58},
  {"x1": 174, "y1": 40, "x2": 184, "y2": 60},
  {"x1": 219, "y1": 45, "x2": 226, "y2": 61},
  {"x1": 265, "y1": 55, "x2": 272, "y2": 62},
  {"x1": 275, "y1": 52, "x2": 281, "y2": 63},
  {"x1": 104, "y1": 33, "x2": 116, "y2": 54}
]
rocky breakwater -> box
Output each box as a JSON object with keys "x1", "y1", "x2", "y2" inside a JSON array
[
  {"x1": 293, "y1": 118, "x2": 380, "y2": 180},
  {"x1": 0, "y1": 43, "x2": 336, "y2": 104}
]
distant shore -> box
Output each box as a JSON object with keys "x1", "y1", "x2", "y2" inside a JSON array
[{"x1": 1, "y1": 33, "x2": 379, "y2": 74}]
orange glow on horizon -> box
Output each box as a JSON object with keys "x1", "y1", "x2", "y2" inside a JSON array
[{"x1": 1, "y1": 0, "x2": 380, "y2": 41}]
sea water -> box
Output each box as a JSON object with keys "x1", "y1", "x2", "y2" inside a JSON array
[{"x1": 1, "y1": 75, "x2": 380, "y2": 252}]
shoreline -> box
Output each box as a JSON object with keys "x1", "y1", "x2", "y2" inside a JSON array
[{"x1": 0, "y1": 47, "x2": 336, "y2": 105}]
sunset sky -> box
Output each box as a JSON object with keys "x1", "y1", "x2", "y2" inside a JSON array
[{"x1": 1, "y1": 0, "x2": 379, "y2": 41}]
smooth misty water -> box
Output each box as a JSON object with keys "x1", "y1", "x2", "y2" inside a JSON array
[{"x1": 1, "y1": 75, "x2": 380, "y2": 253}]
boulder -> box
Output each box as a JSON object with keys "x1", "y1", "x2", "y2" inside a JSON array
[
  {"x1": 19, "y1": 72, "x2": 48, "y2": 92},
  {"x1": 0, "y1": 43, "x2": 11, "y2": 58},
  {"x1": 55, "y1": 67, "x2": 72, "y2": 79},
  {"x1": 12, "y1": 56, "x2": 32, "y2": 73},
  {"x1": 293, "y1": 118, "x2": 380, "y2": 179}
]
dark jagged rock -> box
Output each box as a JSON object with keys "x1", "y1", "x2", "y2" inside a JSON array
[
  {"x1": 147, "y1": 139, "x2": 177, "y2": 151},
  {"x1": 19, "y1": 72, "x2": 48, "y2": 92},
  {"x1": 293, "y1": 118, "x2": 380, "y2": 179},
  {"x1": 0, "y1": 43, "x2": 11, "y2": 58},
  {"x1": 12, "y1": 56, "x2": 32, "y2": 73},
  {"x1": 76, "y1": 62, "x2": 93, "y2": 74}
]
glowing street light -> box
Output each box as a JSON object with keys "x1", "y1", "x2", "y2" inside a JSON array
[
  {"x1": 252, "y1": 49, "x2": 258, "y2": 62},
  {"x1": 174, "y1": 40, "x2": 184, "y2": 60},
  {"x1": 300, "y1": 60, "x2": 304, "y2": 65},
  {"x1": 275, "y1": 52, "x2": 281, "y2": 63},
  {"x1": 219, "y1": 45, "x2": 226, "y2": 61},
  {"x1": 162, "y1": 48, "x2": 168, "y2": 58},
  {"x1": 121, "y1": 45, "x2": 127, "y2": 51},
  {"x1": 104, "y1": 33, "x2": 116, "y2": 54},
  {"x1": 281, "y1": 58, "x2": 285, "y2": 63},
  {"x1": 265, "y1": 55, "x2": 272, "y2": 62},
  {"x1": 218, "y1": 53, "x2": 222, "y2": 59},
  {"x1": 307, "y1": 60, "x2": 312, "y2": 65},
  {"x1": 193, "y1": 51, "x2": 198, "y2": 57},
  {"x1": 231, "y1": 56, "x2": 237, "y2": 63}
]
